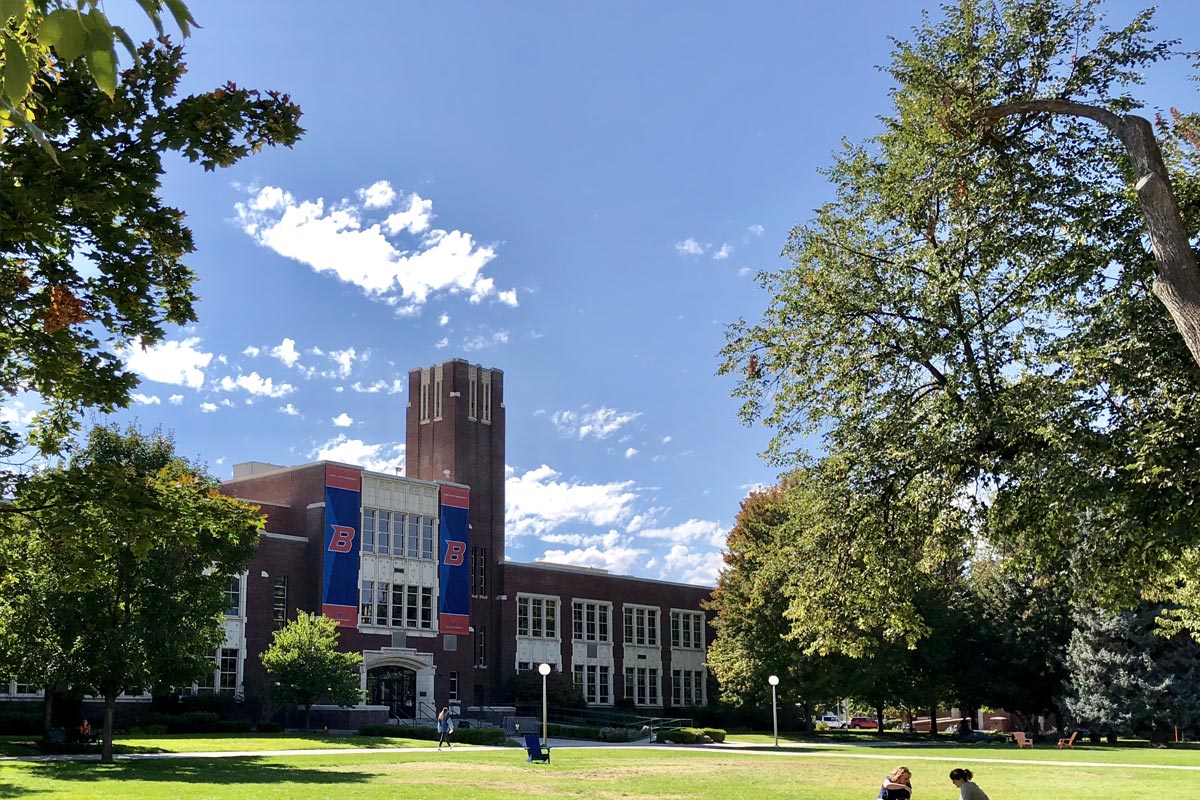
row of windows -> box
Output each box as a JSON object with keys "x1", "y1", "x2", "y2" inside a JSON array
[
  {"x1": 362, "y1": 510, "x2": 435, "y2": 559},
  {"x1": 418, "y1": 366, "x2": 493, "y2": 425},
  {"x1": 360, "y1": 580, "x2": 434, "y2": 630},
  {"x1": 624, "y1": 666, "x2": 660, "y2": 706},
  {"x1": 573, "y1": 664, "x2": 611, "y2": 705},
  {"x1": 470, "y1": 546, "x2": 488, "y2": 598},
  {"x1": 672, "y1": 669, "x2": 705, "y2": 707},
  {"x1": 516, "y1": 596, "x2": 702, "y2": 649}
]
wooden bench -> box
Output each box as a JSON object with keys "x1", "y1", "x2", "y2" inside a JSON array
[
  {"x1": 1012, "y1": 731, "x2": 1034, "y2": 748},
  {"x1": 1057, "y1": 731, "x2": 1077, "y2": 749}
]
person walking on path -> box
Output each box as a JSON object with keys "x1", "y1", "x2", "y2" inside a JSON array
[
  {"x1": 877, "y1": 765, "x2": 912, "y2": 799},
  {"x1": 949, "y1": 768, "x2": 989, "y2": 800},
  {"x1": 437, "y1": 707, "x2": 453, "y2": 749}
]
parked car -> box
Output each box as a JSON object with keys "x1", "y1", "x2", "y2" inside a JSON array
[
  {"x1": 814, "y1": 714, "x2": 847, "y2": 729},
  {"x1": 848, "y1": 716, "x2": 876, "y2": 729}
]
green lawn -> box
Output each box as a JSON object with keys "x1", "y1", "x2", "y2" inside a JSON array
[
  {"x1": 1, "y1": 740, "x2": 1198, "y2": 799},
  {"x1": 0, "y1": 732, "x2": 463, "y2": 757}
]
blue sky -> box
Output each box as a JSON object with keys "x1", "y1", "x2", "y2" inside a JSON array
[{"x1": 11, "y1": 1, "x2": 1198, "y2": 587}]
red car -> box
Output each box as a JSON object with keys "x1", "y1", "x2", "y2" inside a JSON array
[{"x1": 848, "y1": 717, "x2": 877, "y2": 730}]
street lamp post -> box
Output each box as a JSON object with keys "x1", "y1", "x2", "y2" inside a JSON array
[
  {"x1": 768, "y1": 675, "x2": 780, "y2": 748},
  {"x1": 538, "y1": 663, "x2": 552, "y2": 746}
]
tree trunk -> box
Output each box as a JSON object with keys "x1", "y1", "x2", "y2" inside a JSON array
[
  {"x1": 305, "y1": 703, "x2": 311, "y2": 732},
  {"x1": 42, "y1": 686, "x2": 53, "y2": 736},
  {"x1": 101, "y1": 695, "x2": 115, "y2": 764},
  {"x1": 982, "y1": 101, "x2": 1200, "y2": 369},
  {"x1": 801, "y1": 699, "x2": 813, "y2": 735},
  {"x1": 876, "y1": 702, "x2": 885, "y2": 733},
  {"x1": 928, "y1": 705, "x2": 938, "y2": 737}
]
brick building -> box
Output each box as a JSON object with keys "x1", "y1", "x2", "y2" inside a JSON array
[{"x1": 209, "y1": 358, "x2": 714, "y2": 724}]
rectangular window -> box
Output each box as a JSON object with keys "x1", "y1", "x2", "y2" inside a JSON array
[
  {"x1": 361, "y1": 580, "x2": 374, "y2": 626},
  {"x1": 599, "y1": 665, "x2": 610, "y2": 705},
  {"x1": 518, "y1": 595, "x2": 558, "y2": 639},
  {"x1": 475, "y1": 626, "x2": 487, "y2": 667},
  {"x1": 434, "y1": 371, "x2": 443, "y2": 419},
  {"x1": 671, "y1": 611, "x2": 704, "y2": 650},
  {"x1": 420, "y1": 372, "x2": 430, "y2": 423},
  {"x1": 377, "y1": 511, "x2": 390, "y2": 556},
  {"x1": 407, "y1": 585, "x2": 419, "y2": 629},
  {"x1": 218, "y1": 648, "x2": 238, "y2": 693},
  {"x1": 623, "y1": 667, "x2": 661, "y2": 706},
  {"x1": 669, "y1": 669, "x2": 704, "y2": 707},
  {"x1": 449, "y1": 671, "x2": 459, "y2": 701},
  {"x1": 477, "y1": 546, "x2": 487, "y2": 596},
  {"x1": 225, "y1": 574, "x2": 241, "y2": 616},
  {"x1": 376, "y1": 582, "x2": 389, "y2": 626},
  {"x1": 482, "y1": 376, "x2": 492, "y2": 424},
  {"x1": 197, "y1": 653, "x2": 216, "y2": 693},
  {"x1": 649, "y1": 668, "x2": 659, "y2": 706},
  {"x1": 468, "y1": 369, "x2": 477, "y2": 420},
  {"x1": 272, "y1": 577, "x2": 288, "y2": 628},
  {"x1": 572, "y1": 601, "x2": 610, "y2": 642},
  {"x1": 408, "y1": 515, "x2": 420, "y2": 559},
  {"x1": 623, "y1": 606, "x2": 658, "y2": 645},
  {"x1": 362, "y1": 509, "x2": 375, "y2": 553},
  {"x1": 421, "y1": 587, "x2": 433, "y2": 629},
  {"x1": 391, "y1": 583, "x2": 404, "y2": 627},
  {"x1": 421, "y1": 517, "x2": 434, "y2": 559}
]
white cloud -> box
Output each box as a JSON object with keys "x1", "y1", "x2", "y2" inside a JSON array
[
  {"x1": 438, "y1": 314, "x2": 450, "y2": 327},
  {"x1": 637, "y1": 518, "x2": 727, "y2": 548},
  {"x1": 243, "y1": 346, "x2": 261, "y2": 357},
  {"x1": 497, "y1": 289, "x2": 518, "y2": 307},
  {"x1": 313, "y1": 435, "x2": 405, "y2": 475},
  {"x1": 0, "y1": 401, "x2": 38, "y2": 427},
  {"x1": 737, "y1": 266, "x2": 752, "y2": 278},
  {"x1": 540, "y1": 540, "x2": 649, "y2": 575},
  {"x1": 218, "y1": 372, "x2": 296, "y2": 398},
  {"x1": 279, "y1": 403, "x2": 300, "y2": 416},
  {"x1": 122, "y1": 337, "x2": 212, "y2": 390},
  {"x1": 661, "y1": 544, "x2": 724, "y2": 585},
  {"x1": 675, "y1": 238, "x2": 706, "y2": 256},
  {"x1": 435, "y1": 337, "x2": 449, "y2": 349},
  {"x1": 359, "y1": 179, "x2": 397, "y2": 209},
  {"x1": 131, "y1": 393, "x2": 160, "y2": 405},
  {"x1": 463, "y1": 330, "x2": 508, "y2": 351},
  {"x1": 235, "y1": 184, "x2": 499, "y2": 309},
  {"x1": 168, "y1": 394, "x2": 184, "y2": 405},
  {"x1": 506, "y1": 465, "x2": 637, "y2": 540},
  {"x1": 384, "y1": 192, "x2": 433, "y2": 234},
  {"x1": 661, "y1": 435, "x2": 672, "y2": 444},
  {"x1": 624, "y1": 447, "x2": 638, "y2": 459},
  {"x1": 330, "y1": 347, "x2": 356, "y2": 378},
  {"x1": 713, "y1": 243, "x2": 733, "y2": 260},
  {"x1": 550, "y1": 407, "x2": 641, "y2": 440},
  {"x1": 332, "y1": 412, "x2": 353, "y2": 427},
  {"x1": 271, "y1": 338, "x2": 301, "y2": 368},
  {"x1": 747, "y1": 223, "x2": 765, "y2": 237},
  {"x1": 200, "y1": 402, "x2": 218, "y2": 413},
  {"x1": 350, "y1": 378, "x2": 404, "y2": 394}
]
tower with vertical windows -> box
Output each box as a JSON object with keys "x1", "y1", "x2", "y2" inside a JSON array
[{"x1": 407, "y1": 360, "x2": 506, "y2": 705}]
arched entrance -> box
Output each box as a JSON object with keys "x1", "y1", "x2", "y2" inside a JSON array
[{"x1": 367, "y1": 665, "x2": 417, "y2": 720}]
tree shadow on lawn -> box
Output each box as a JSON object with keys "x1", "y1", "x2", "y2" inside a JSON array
[
  {"x1": 0, "y1": 782, "x2": 51, "y2": 798},
  {"x1": 25, "y1": 757, "x2": 373, "y2": 786}
]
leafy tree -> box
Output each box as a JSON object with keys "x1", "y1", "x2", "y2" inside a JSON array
[
  {"x1": 0, "y1": 424, "x2": 263, "y2": 762},
  {"x1": 260, "y1": 612, "x2": 364, "y2": 732},
  {"x1": 1065, "y1": 603, "x2": 1200, "y2": 743},
  {"x1": 506, "y1": 669, "x2": 585, "y2": 709},
  {"x1": 0, "y1": 0, "x2": 196, "y2": 147},
  {"x1": 0, "y1": 27, "x2": 302, "y2": 486},
  {"x1": 719, "y1": 0, "x2": 1200, "y2": 652}
]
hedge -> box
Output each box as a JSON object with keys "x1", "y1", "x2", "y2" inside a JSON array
[
  {"x1": 0, "y1": 711, "x2": 42, "y2": 735},
  {"x1": 658, "y1": 726, "x2": 726, "y2": 744}
]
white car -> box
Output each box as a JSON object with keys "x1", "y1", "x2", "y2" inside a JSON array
[{"x1": 815, "y1": 714, "x2": 847, "y2": 729}]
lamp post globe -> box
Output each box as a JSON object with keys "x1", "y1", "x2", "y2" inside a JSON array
[
  {"x1": 768, "y1": 675, "x2": 780, "y2": 747},
  {"x1": 538, "y1": 663, "x2": 552, "y2": 745}
]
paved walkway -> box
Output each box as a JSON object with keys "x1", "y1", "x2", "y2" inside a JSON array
[{"x1": 3, "y1": 739, "x2": 1198, "y2": 772}]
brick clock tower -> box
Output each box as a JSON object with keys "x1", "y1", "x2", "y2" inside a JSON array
[{"x1": 406, "y1": 360, "x2": 505, "y2": 706}]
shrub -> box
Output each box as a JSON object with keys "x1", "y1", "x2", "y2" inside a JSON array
[
  {"x1": 0, "y1": 711, "x2": 42, "y2": 735},
  {"x1": 128, "y1": 725, "x2": 169, "y2": 735},
  {"x1": 140, "y1": 711, "x2": 222, "y2": 733},
  {"x1": 700, "y1": 727, "x2": 726, "y2": 743},
  {"x1": 659, "y1": 727, "x2": 700, "y2": 744},
  {"x1": 256, "y1": 722, "x2": 283, "y2": 733},
  {"x1": 213, "y1": 720, "x2": 253, "y2": 733}
]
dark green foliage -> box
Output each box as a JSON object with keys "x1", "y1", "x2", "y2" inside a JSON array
[
  {"x1": 1065, "y1": 603, "x2": 1200, "y2": 743},
  {"x1": 0, "y1": 710, "x2": 42, "y2": 734},
  {"x1": 506, "y1": 669, "x2": 586, "y2": 708},
  {"x1": 0, "y1": 34, "x2": 301, "y2": 473},
  {"x1": 254, "y1": 722, "x2": 283, "y2": 734},
  {"x1": 260, "y1": 612, "x2": 363, "y2": 732},
  {"x1": 138, "y1": 711, "x2": 221, "y2": 734}
]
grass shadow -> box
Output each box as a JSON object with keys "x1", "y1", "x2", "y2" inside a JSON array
[
  {"x1": 23, "y1": 756, "x2": 374, "y2": 786},
  {"x1": 0, "y1": 783, "x2": 51, "y2": 798}
]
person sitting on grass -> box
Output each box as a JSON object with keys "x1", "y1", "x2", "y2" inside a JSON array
[
  {"x1": 949, "y1": 768, "x2": 989, "y2": 800},
  {"x1": 877, "y1": 765, "x2": 912, "y2": 799}
]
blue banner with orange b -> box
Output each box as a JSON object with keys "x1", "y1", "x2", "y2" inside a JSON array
[
  {"x1": 322, "y1": 464, "x2": 362, "y2": 628},
  {"x1": 438, "y1": 485, "x2": 470, "y2": 635}
]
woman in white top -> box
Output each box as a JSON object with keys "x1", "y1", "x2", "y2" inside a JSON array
[{"x1": 949, "y1": 768, "x2": 989, "y2": 800}]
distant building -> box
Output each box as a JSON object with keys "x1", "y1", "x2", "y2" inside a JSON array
[{"x1": 207, "y1": 358, "x2": 714, "y2": 724}]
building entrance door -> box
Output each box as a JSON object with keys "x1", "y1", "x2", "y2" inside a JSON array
[{"x1": 367, "y1": 665, "x2": 417, "y2": 720}]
